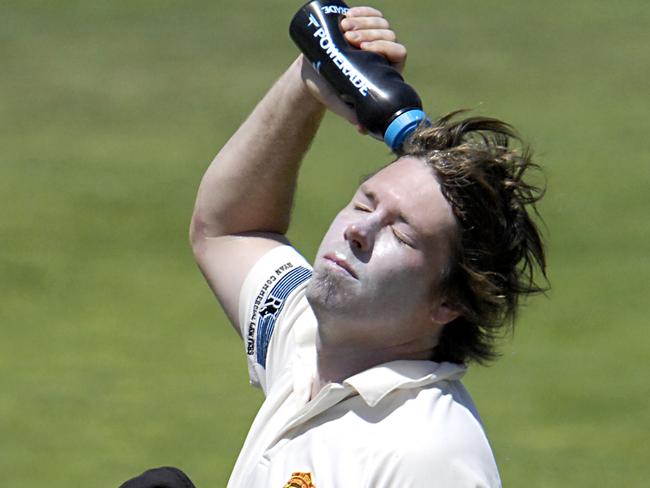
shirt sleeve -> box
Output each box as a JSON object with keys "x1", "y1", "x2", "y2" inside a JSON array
[{"x1": 237, "y1": 245, "x2": 313, "y2": 394}]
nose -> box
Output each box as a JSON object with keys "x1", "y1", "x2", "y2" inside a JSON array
[{"x1": 344, "y1": 220, "x2": 375, "y2": 252}]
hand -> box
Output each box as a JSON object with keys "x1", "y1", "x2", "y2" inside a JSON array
[
  {"x1": 299, "y1": 6, "x2": 408, "y2": 131},
  {"x1": 341, "y1": 6, "x2": 407, "y2": 73}
]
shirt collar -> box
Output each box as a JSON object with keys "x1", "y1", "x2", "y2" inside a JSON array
[{"x1": 343, "y1": 360, "x2": 467, "y2": 407}]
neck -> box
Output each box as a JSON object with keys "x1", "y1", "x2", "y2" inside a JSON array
[
  {"x1": 312, "y1": 343, "x2": 381, "y2": 399},
  {"x1": 310, "y1": 321, "x2": 438, "y2": 400}
]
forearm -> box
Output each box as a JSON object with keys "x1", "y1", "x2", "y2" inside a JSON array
[{"x1": 190, "y1": 56, "x2": 325, "y2": 243}]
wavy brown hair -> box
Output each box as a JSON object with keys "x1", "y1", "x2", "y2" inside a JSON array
[{"x1": 398, "y1": 110, "x2": 547, "y2": 364}]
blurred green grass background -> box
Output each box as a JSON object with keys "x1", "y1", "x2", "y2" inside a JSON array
[{"x1": 1, "y1": 0, "x2": 648, "y2": 486}]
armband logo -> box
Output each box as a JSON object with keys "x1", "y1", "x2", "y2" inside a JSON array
[
  {"x1": 260, "y1": 297, "x2": 283, "y2": 317},
  {"x1": 253, "y1": 266, "x2": 312, "y2": 368},
  {"x1": 283, "y1": 472, "x2": 315, "y2": 488}
]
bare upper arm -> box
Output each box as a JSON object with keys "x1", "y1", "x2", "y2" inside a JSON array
[{"x1": 191, "y1": 232, "x2": 289, "y2": 335}]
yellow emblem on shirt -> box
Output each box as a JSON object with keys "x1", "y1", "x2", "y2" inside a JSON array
[{"x1": 283, "y1": 471, "x2": 315, "y2": 488}]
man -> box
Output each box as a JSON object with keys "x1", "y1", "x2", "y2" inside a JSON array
[{"x1": 190, "y1": 5, "x2": 545, "y2": 487}]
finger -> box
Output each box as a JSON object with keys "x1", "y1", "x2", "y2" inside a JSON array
[
  {"x1": 300, "y1": 59, "x2": 359, "y2": 125},
  {"x1": 345, "y1": 6, "x2": 384, "y2": 18},
  {"x1": 345, "y1": 28, "x2": 396, "y2": 45},
  {"x1": 359, "y1": 40, "x2": 407, "y2": 71},
  {"x1": 304, "y1": 76, "x2": 359, "y2": 124},
  {"x1": 340, "y1": 16, "x2": 389, "y2": 32}
]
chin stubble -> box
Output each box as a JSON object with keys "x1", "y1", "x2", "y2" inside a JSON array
[{"x1": 306, "y1": 266, "x2": 342, "y2": 308}]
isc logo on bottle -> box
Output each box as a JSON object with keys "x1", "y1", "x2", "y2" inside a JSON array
[{"x1": 321, "y1": 5, "x2": 348, "y2": 15}]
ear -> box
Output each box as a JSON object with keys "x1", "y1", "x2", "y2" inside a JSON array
[{"x1": 430, "y1": 300, "x2": 461, "y2": 326}]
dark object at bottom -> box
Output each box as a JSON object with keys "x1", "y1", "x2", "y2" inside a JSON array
[{"x1": 119, "y1": 466, "x2": 197, "y2": 488}]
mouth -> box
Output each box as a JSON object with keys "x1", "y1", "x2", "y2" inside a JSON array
[{"x1": 323, "y1": 252, "x2": 358, "y2": 279}]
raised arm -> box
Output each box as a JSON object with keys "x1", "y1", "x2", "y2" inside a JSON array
[
  {"x1": 189, "y1": 6, "x2": 406, "y2": 333},
  {"x1": 189, "y1": 57, "x2": 325, "y2": 331}
]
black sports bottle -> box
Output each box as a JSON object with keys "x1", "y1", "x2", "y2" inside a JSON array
[{"x1": 289, "y1": 0, "x2": 427, "y2": 150}]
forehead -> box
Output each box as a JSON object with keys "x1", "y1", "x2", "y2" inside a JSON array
[{"x1": 359, "y1": 156, "x2": 456, "y2": 237}]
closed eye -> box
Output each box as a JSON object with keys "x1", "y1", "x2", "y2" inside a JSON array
[
  {"x1": 392, "y1": 227, "x2": 414, "y2": 247},
  {"x1": 353, "y1": 202, "x2": 373, "y2": 212}
]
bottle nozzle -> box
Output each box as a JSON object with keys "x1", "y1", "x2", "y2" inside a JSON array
[{"x1": 383, "y1": 109, "x2": 428, "y2": 150}]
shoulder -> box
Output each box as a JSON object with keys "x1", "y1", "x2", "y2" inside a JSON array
[
  {"x1": 367, "y1": 381, "x2": 501, "y2": 487},
  {"x1": 239, "y1": 244, "x2": 313, "y2": 338},
  {"x1": 239, "y1": 244, "x2": 315, "y2": 392}
]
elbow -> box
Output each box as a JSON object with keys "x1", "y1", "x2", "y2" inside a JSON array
[
  {"x1": 189, "y1": 213, "x2": 212, "y2": 258},
  {"x1": 189, "y1": 209, "x2": 234, "y2": 259}
]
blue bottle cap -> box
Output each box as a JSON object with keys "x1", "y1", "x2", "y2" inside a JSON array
[{"x1": 383, "y1": 109, "x2": 428, "y2": 150}]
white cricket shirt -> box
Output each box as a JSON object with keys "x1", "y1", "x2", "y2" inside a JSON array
[{"x1": 228, "y1": 245, "x2": 501, "y2": 487}]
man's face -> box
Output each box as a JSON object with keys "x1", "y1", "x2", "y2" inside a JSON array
[{"x1": 306, "y1": 156, "x2": 458, "y2": 350}]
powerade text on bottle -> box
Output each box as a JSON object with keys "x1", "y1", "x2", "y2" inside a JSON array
[{"x1": 290, "y1": 0, "x2": 427, "y2": 150}]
